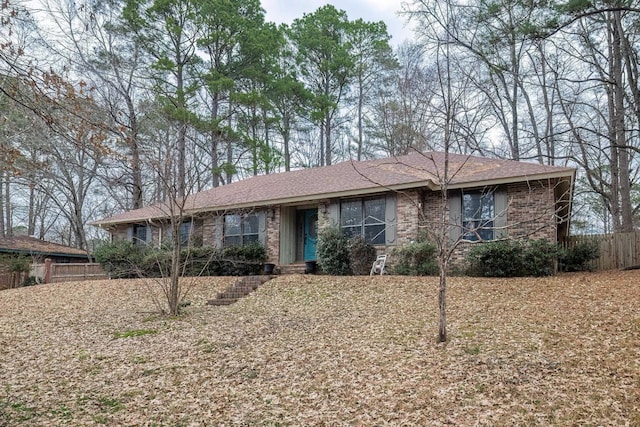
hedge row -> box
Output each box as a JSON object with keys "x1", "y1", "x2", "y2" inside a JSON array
[
  {"x1": 94, "y1": 240, "x2": 266, "y2": 278},
  {"x1": 465, "y1": 239, "x2": 599, "y2": 277}
]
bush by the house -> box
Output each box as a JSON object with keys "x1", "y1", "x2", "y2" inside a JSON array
[
  {"x1": 94, "y1": 240, "x2": 147, "y2": 278},
  {"x1": 139, "y1": 248, "x2": 171, "y2": 277},
  {"x1": 465, "y1": 239, "x2": 560, "y2": 277},
  {"x1": 219, "y1": 243, "x2": 266, "y2": 276},
  {"x1": 95, "y1": 240, "x2": 266, "y2": 278},
  {"x1": 348, "y1": 236, "x2": 377, "y2": 275},
  {"x1": 391, "y1": 240, "x2": 439, "y2": 276},
  {"x1": 522, "y1": 239, "x2": 559, "y2": 276},
  {"x1": 317, "y1": 226, "x2": 351, "y2": 275},
  {"x1": 466, "y1": 240, "x2": 525, "y2": 277},
  {"x1": 559, "y1": 240, "x2": 599, "y2": 272},
  {"x1": 182, "y1": 246, "x2": 221, "y2": 276}
]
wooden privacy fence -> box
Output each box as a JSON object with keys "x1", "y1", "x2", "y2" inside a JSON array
[
  {"x1": 0, "y1": 272, "x2": 29, "y2": 290},
  {"x1": 1, "y1": 261, "x2": 108, "y2": 289},
  {"x1": 36, "y1": 260, "x2": 108, "y2": 284},
  {"x1": 564, "y1": 231, "x2": 640, "y2": 271}
]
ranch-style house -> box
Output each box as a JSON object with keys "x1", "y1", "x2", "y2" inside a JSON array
[{"x1": 92, "y1": 152, "x2": 575, "y2": 270}]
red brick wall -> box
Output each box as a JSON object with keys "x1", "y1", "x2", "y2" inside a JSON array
[
  {"x1": 265, "y1": 207, "x2": 280, "y2": 264},
  {"x1": 504, "y1": 180, "x2": 557, "y2": 241},
  {"x1": 396, "y1": 190, "x2": 422, "y2": 245},
  {"x1": 201, "y1": 216, "x2": 218, "y2": 247}
]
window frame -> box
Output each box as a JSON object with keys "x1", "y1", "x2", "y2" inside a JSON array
[
  {"x1": 223, "y1": 213, "x2": 260, "y2": 247},
  {"x1": 179, "y1": 220, "x2": 192, "y2": 247},
  {"x1": 461, "y1": 189, "x2": 496, "y2": 241},
  {"x1": 340, "y1": 196, "x2": 386, "y2": 245},
  {"x1": 132, "y1": 224, "x2": 148, "y2": 246}
]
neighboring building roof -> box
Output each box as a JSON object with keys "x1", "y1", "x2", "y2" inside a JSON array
[
  {"x1": 0, "y1": 236, "x2": 90, "y2": 259},
  {"x1": 93, "y1": 151, "x2": 576, "y2": 227}
]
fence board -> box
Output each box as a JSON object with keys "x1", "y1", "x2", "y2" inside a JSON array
[
  {"x1": 48, "y1": 263, "x2": 108, "y2": 283},
  {"x1": 1, "y1": 263, "x2": 107, "y2": 290},
  {"x1": 0, "y1": 272, "x2": 30, "y2": 290},
  {"x1": 565, "y1": 231, "x2": 640, "y2": 271}
]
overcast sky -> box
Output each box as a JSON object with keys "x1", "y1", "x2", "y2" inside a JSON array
[{"x1": 261, "y1": 0, "x2": 416, "y2": 46}]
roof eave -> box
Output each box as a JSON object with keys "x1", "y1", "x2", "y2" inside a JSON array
[
  {"x1": 443, "y1": 170, "x2": 575, "y2": 190},
  {"x1": 92, "y1": 170, "x2": 576, "y2": 226}
]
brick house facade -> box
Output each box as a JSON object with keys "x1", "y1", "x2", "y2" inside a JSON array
[{"x1": 93, "y1": 152, "x2": 575, "y2": 272}]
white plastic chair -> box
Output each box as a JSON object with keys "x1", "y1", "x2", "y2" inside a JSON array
[{"x1": 370, "y1": 254, "x2": 387, "y2": 276}]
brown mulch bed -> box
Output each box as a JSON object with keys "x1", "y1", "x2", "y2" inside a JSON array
[{"x1": 0, "y1": 271, "x2": 639, "y2": 426}]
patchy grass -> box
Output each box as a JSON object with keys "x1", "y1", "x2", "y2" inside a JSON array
[{"x1": 0, "y1": 272, "x2": 639, "y2": 425}]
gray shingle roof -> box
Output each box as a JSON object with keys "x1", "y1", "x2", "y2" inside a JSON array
[{"x1": 93, "y1": 152, "x2": 575, "y2": 226}]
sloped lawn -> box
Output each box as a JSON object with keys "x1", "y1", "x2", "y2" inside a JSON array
[{"x1": 0, "y1": 271, "x2": 639, "y2": 426}]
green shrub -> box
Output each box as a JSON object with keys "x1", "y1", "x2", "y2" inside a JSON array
[
  {"x1": 21, "y1": 276, "x2": 40, "y2": 287},
  {"x1": 466, "y1": 240, "x2": 525, "y2": 277},
  {"x1": 7, "y1": 256, "x2": 30, "y2": 273},
  {"x1": 182, "y1": 246, "x2": 221, "y2": 276},
  {"x1": 139, "y1": 248, "x2": 171, "y2": 277},
  {"x1": 0, "y1": 255, "x2": 31, "y2": 274},
  {"x1": 317, "y1": 226, "x2": 351, "y2": 275},
  {"x1": 95, "y1": 240, "x2": 266, "y2": 278},
  {"x1": 466, "y1": 239, "x2": 561, "y2": 277},
  {"x1": 559, "y1": 240, "x2": 599, "y2": 272},
  {"x1": 219, "y1": 242, "x2": 266, "y2": 276},
  {"x1": 348, "y1": 236, "x2": 377, "y2": 275},
  {"x1": 522, "y1": 239, "x2": 560, "y2": 276},
  {"x1": 391, "y1": 240, "x2": 439, "y2": 276},
  {"x1": 94, "y1": 240, "x2": 147, "y2": 278}
]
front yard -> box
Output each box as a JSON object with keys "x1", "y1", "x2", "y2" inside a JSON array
[{"x1": 0, "y1": 271, "x2": 638, "y2": 425}]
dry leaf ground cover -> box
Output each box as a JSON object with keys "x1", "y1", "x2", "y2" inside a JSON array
[{"x1": 0, "y1": 271, "x2": 639, "y2": 426}]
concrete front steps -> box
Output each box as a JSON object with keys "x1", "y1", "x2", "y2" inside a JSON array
[{"x1": 206, "y1": 275, "x2": 273, "y2": 306}]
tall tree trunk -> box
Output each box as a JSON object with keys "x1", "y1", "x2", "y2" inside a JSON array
[
  {"x1": 226, "y1": 110, "x2": 233, "y2": 184},
  {"x1": 283, "y1": 115, "x2": 291, "y2": 172},
  {"x1": 176, "y1": 63, "x2": 187, "y2": 199},
  {"x1": 28, "y1": 183, "x2": 36, "y2": 236},
  {"x1": 609, "y1": 10, "x2": 624, "y2": 232},
  {"x1": 509, "y1": 31, "x2": 520, "y2": 161},
  {"x1": 325, "y1": 115, "x2": 332, "y2": 166},
  {"x1": 127, "y1": 99, "x2": 143, "y2": 210},
  {"x1": 538, "y1": 43, "x2": 555, "y2": 165},
  {"x1": 4, "y1": 174, "x2": 11, "y2": 236},
  {"x1": 210, "y1": 94, "x2": 221, "y2": 187},
  {"x1": 357, "y1": 78, "x2": 364, "y2": 161},
  {"x1": 319, "y1": 120, "x2": 325, "y2": 167},
  {"x1": 0, "y1": 170, "x2": 5, "y2": 237},
  {"x1": 612, "y1": 10, "x2": 633, "y2": 232}
]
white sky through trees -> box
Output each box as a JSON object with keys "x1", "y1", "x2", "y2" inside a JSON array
[{"x1": 261, "y1": 0, "x2": 415, "y2": 45}]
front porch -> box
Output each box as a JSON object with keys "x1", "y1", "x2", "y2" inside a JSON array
[{"x1": 277, "y1": 205, "x2": 319, "y2": 267}]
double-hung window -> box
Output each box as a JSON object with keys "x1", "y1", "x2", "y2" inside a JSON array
[
  {"x1": 224, "y1": 213, "x2": 259, "y2": 247},
  {"x1": 462, "y1": 190, "x2": 495, "y2": 241},
  {"x1": 179, "y1": 220, "x2": 192, "y2": 246},
  {"x1": 132, "y1": 224, "x2": 148, "y2": 245},
  {"x1": 340, "y1": 197, "x2": 386, "y2": 244}
]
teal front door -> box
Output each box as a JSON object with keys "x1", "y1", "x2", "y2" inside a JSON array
[{"x1": 303, "y1": 209, "x2": 318, "y2": 261}]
